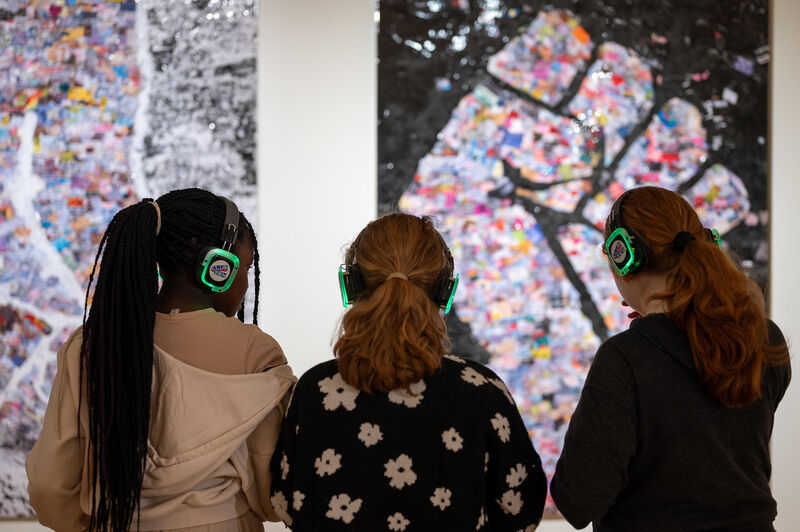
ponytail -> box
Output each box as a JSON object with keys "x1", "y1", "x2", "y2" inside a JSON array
[
  {"x1": 334, "y1": 214, "x2": 451, "y2": 393},
  {"x1": 80, "y1": 200, "x2": 159, "y2": 531},
  {"x1": 662, "y1": 239, "x2": 786, "y2": 407}
]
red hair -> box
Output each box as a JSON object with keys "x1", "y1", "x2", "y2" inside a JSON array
[
  {"x1": 605, "y1": 186, "x2": 788, "y2": 407},
  {"x1": 334, "y1": 213, "x2": 452, "y2": 393}
]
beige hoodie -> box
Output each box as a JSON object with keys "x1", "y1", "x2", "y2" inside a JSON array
[{"x1": 26, "y1": 313, "x2": 295, "y2": 531}]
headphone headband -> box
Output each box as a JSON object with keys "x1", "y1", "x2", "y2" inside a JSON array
[
  {"x1": 218, "y1": 196, "x2": 239, "y2": 251},
  {"x1": 608, "y1": 189, "x2": 633, "y2": 233}
]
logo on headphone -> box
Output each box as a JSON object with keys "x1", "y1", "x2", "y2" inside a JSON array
[
  {"x1": 610, "y1": 240, "x2": 627, "y2": 263},
  {"x1": 209, "y1": 259, "x2": 231, "y2": 282}
]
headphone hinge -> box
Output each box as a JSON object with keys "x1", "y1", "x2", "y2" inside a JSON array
[{"x1": 221, "y1": 223, "x2": 237, "y2": 251}]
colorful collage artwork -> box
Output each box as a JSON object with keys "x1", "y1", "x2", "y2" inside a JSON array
[
  {"x1": 379, "y1": 0, "x2": 769, "y2": 516},
  {"x1": 0, "y1": 0, "x2": 257, "y2": 516}
]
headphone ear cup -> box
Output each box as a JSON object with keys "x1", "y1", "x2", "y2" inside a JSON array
[
  {"x1": 430, "y1": 275, "x2": 445, "y2": 308},
  {"x1": 339, "y1": 264, "x2": 365, "y2": 307},
  {"x1": 430, "y1": 271, "x2": 458, "y2": 312},
  {"x1": 349, "y1": 265, "x2": 364, "y2": 300},
  {"x1": 197, "y1": 247, "x2": 240, "y2": 293},
  {"x1": 706, "y1": 228, "x2": 722, "y2": 248},
  {"x1": 605, "y1": 228, "x2": 646, "y2": 276}
]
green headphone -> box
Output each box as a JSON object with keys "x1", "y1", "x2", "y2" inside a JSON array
[
  {"x1": 338, "y1": 247, "x2": 460, "y2": 314},
  {"x1": 195, "y1": 196, "x2": 241, "y2": 293},
  {"x1": 604, "y1": 190, "x2": 723, "y2": 276}
]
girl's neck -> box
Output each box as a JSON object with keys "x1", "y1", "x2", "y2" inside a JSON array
[
  {"x1": 157, "y1": 275, "x2": 214, "y2": 314},
  {"x1": 641, "y1": 297, "x2": 668, "y2": 316},
  {"x1": 638, "y1": 273, "x2": 669, "y2": 317}
]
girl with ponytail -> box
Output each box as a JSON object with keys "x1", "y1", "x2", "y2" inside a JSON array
[
  {"x1": 268, "y1": 212, "x2": 546, "y2": 531},
  {"x1": 551, "y1": 186, "x2": 791, "y2": 531},
  {"x1": 26, "y1": 188, "x2": 295, "y2": 531}
]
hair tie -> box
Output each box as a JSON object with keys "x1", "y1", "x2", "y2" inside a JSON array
[
  {"x1": 387, "y1": 272, "x2": 408, "y2": 281},
  {"x1": 149, "y1": 201, "x2": 161, "y2": 236},
  {"x1": 673, "y1": 231, "x2": 695, "y2": 251}
]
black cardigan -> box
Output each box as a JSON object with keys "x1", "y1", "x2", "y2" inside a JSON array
[
  {"x1": 270, "y1": 356, "x2": 547, "y2": 531},
  {"x1": 551, "y1": 314, "x2": 791, "y2": 532}
]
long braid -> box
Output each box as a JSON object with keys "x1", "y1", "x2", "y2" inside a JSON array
[
  {"x1": 249, "y1": 220, "x2": 260, "y2": 326},
  {"x1": 235, "y1": 217, "x2": 260, "y2": 325},
  {"x1": 81, "y1": 199, "x2": 158, "y2": 531}
]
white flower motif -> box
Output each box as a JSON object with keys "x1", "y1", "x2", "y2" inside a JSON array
[
  {"x1": 443, "y1": 353, "x2": 465, "y2": 363},
  {"x1": 318, "y1": 373, "x2": 359, "y2": 411},
  {"x1": 441, "y1": 427, "x2": 464, "y2": 452},
  {"x1": 498, "y1": 489, "x2": 523, "y2": 515},
  {"x1": 430, "y1": 487, "x2": 453, "y2": 510},
  {"x1": 384, "y1": 454, "x2": 417, "y2": 489},
  {"x1": 484, "y1": 452, "x2": 490, "y2": 472},
  {"x1": 506, "y1": 463, "x2": 528, "y2": 488},
  {"x1": 292, "y1": 490, "x2": 305, "y2": 511},
  {"x1": 477, "y1": 506, "x2": 486, "y2": 529},
  {"x1": 280, "y1": 452, "x2": 289, "y2": 480},
  {"x1": 326, "y1": 493, "x2": 363, "y2": 524},
  {"x1": 388, "y1": 379, "x2": 426, "y2": 407},
  {"x1": 488, "y1": 377, "x2": 515, "y2": 404},
  {"x1": 314, "y1": 448, "x2": 342, "y2": 477},
  {"x1": 491, "y1": 413, "x2": 511, "y2": 443},
  {"x1": 271, "y1": 490, "x2": 292, "y2": 525},
  {"x1": 387, "y1": 512, "x2": 411, "y2": 531},
  {"x1": 461, "y1": 366, "x2": 488, "y2": 386},
  {"x1": 358, "y1": 422, "x2": 383, "y2": 447}
]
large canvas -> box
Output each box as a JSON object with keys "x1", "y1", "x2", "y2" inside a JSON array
[
  {"x1": 0, "y1": 0, "x2": 258, "y2": 516},
  {"x1": 379, "y1": 0, "x2": 769, "y2": 514}
]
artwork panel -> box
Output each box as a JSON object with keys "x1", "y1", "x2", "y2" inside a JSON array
[
  {"x1": 0, "y1": 0, "x2": 257, "y2": 516},
  {"x1": 380, "y1": 0, "x2": 769, "y2": 517}
]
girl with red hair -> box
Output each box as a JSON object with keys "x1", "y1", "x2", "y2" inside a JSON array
[
  {"x1": 269, "y1": 212, "x2": 546, "y2": 531},
  {"x1": 551, "y1": 186, "x2": 791, "y2": 531}
]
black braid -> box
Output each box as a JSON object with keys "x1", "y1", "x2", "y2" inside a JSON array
[
  {"x1": 249, "y1": 220, "x2": 260, "y2": 326},
  {"x1": 79, "y1": 188, "x2": 259, "y2": 530},
  {"x1": 236, "y1": 217, "x2": 260, "y2": 325}
]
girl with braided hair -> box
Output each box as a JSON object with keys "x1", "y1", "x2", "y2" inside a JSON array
[
  {"x1": 26, "y1": 188, "x2": 295, "y2": 531},
  {"x1": 551, "y1": 186, "x2": 791, "y2": 531}
]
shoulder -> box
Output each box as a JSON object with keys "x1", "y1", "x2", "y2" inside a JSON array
[
  {"x1": 767, "y1": 319, "x2": 788, "y2": 349},
  {"x1": 244, "y1": 325, "x2": 287, "y2": 370},
  {"x1": 59, "y1": 326, "x2": 84, "y2": 371},
  {"x1": 764, "y1": 319, "x2": 792, "y2": 398},
  {"x1": 210, "y1": 312, "x2": 287, "y2": 371},
  {"x1": 443, "y1": 354, "x2": 501, "y2": 381},
  {"x1": 286, "y1": 360, "x2": 347, "y2": 414},
  {"x1": 62, "y1": 325, "x2": 84, "y2": 349},
  {"x1": 583, "y1": 330, "x2": 641, "y2": 388},
  {"x1": 593, "y1": 330, "x2": 637, "y2": 367},
  {"x1": 441, "y1": 355, "x2": 517, "y2": 406},
  {"x1": 295, "y1": 360, "x2": 340, "y2": 393}
]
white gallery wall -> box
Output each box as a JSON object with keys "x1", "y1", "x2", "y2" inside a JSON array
[{"x1": 1, "y1": 1, "x2": 795, "y2": 531}]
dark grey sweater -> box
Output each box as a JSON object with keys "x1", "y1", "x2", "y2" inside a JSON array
[{"x1": 551, "y1": 314, "x2": 791, "y2": 531}]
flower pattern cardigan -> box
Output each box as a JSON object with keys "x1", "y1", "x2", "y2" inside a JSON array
[{"x1": 269, "y1": 355, "x2": 546, "y2": 531}]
